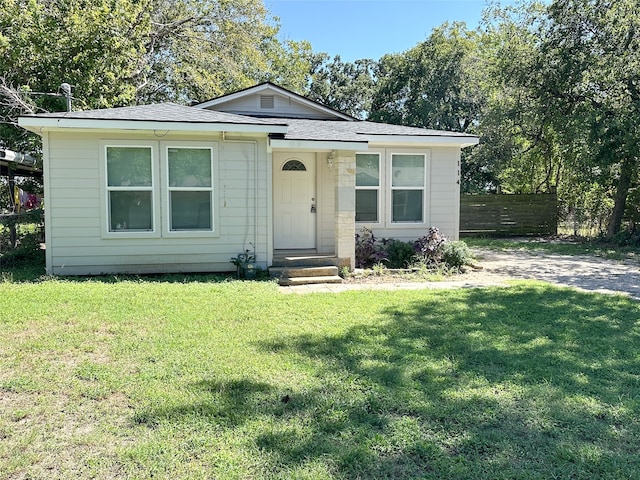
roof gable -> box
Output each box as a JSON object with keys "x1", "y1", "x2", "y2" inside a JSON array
[{"x1": 193, "y1": 83, "x2": 356, "y2": 121}]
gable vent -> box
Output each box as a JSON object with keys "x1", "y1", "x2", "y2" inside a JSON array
[{"x1": 260, "y1": 95, "x2": 275, "y2": 109}]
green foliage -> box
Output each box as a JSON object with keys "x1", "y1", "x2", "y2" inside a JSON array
[
  {"x1": 230, "y1": 249, "x2": 256, "y2": 279},
  {"x1": 257, "y1": 39, "x2": 316, "y2": 93},
  {"x1": 467, "y1": 2, "x2": 560, "y2": 196},
  {"x1": 560, "y1": 182, "x2": 614, "y2": 236},
  {"x1": 139, "y1": 0, "x2": 313, "y2": 103},
  {"x1": 370, "y1": 22, "x2": 482, "y2": 132},
  {"x1": 543, "y1": 0, "x2": 640, "y2": 236},
  {"x1": 0, "y1": 0, "x2": 150, "y2": 152},
  {"x1": 0, "y1": 0, "x2": 149, "y2": 107},
  {"x1": 366, "y1": 1, "x2": 640, "y2": 238},
  {"x1": 484, "y1": 0, "x2": 640, "y2": 236},
  {"x1": 307, "y1": 54, "x2": 376, "y2": 119},
  {"x1": 382, "y1": 238, "x2": 415, "y2": 269},
  {"x1": 440, "y1": 240, "x2": 473, "y2": 270},
  {"x1": 0, "y1": 0, "x2": 314, "y2": 154},
  {"x1": 607, "y1": 224, "x2": 640, "y2": 248},
  {"x1": 355, "y1": 227, "x2": 471, "y2": 272},
  {"x1": 0, "y1": 211, "x2": 45, "y2": 269},
  {"x1": 0, "y1": 231, "x2": 42, "y2": 265},
  {"x1": 455, "y1": 0, "x2": 640, "y2": 236},
  {"x1": 354, "y1": 227, "x2": 388, "y2": 268}
]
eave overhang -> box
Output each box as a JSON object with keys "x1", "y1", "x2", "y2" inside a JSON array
[
  {"x1": 269, "y1": 138, "x2": 369, "y2": 152},
  {"x1": 363, "y1": 134, "x2": 480, "y2": 148},
  {"x1": 18, "y1": 117, "x2": 289, "y2": 135}
]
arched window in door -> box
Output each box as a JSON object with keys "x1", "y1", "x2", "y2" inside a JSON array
[{"x1": 282, "y1": 159, "x2": 307, "y2": 171}]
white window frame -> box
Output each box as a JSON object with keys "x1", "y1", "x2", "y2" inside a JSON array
[
  {"x1": 355, "y1": 151, "x2": 382, "y2": 225},
  {"x1": 100, "y1": 140, "x2": 219, "y2": 239},
  {"x1": 389, "y1": 151, "x2": 428, "y2": 225},
  {"x1": 100, "y1": 141, "x2": 160, "y2": 239},
  {"x1": 161, "y1": 141, "x2": 219, "y2": 238}
]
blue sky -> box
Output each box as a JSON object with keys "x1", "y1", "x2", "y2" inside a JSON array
[{"x1": 266, "y1": 0, "x2": 519, "y2": 62}]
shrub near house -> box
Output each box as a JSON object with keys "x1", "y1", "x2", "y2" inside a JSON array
[{"x1": 355, "y1": 227, "x2": 472, "y2": 271}]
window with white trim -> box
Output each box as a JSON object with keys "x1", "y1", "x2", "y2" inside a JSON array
[
  {"x1": 391, "y1": 153, "x2": 425, "y2": 223},
  {"x1": 106, "y1": 146, "x2": 154, "y2": 232},
  {"x1": 167, "y1": 146, "x2": 214, "y2": 231},
  {"x1": 102, "y1": 141, "x2": 218, "y2": 238},
  {"x1": 355, "y1": 153, "x2": 380, "y2": 222}
]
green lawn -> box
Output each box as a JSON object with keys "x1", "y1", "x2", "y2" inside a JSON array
[{"x1": 1, "y1": 274, "x2": 639, "y2": 479}]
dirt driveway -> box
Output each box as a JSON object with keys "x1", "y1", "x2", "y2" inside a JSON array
[{"x1": 467, "y1": 249, "x2": 640, "y2": 300}]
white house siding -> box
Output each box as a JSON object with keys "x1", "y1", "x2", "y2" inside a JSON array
[
  {"x1": 362, "y1": 146, "x2": 461, "y2": 243},
  {"x1": 45, "y1": 131, "x2": 270, "y2": 275},
  {"x1": 429, "y1": 147, "x2": 461, "y2": 241}
]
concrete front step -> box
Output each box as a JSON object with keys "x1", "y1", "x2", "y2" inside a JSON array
[
  {"x1": 278, "y1": 275, "x2": 344, "y2": 286},
  {"x1": 271, "y1": 255, "x2": 338, "y2": 268},
  {"x1": 270, "y1": 252, "x2": 342, "y2": 286},
  {"x1": 269, "y1": 266, "x2": 339, "y2": 279}
]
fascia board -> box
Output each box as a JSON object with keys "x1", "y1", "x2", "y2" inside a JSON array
[
  {"x1": 18, "y1": 117, "x2": 288, "y2": 135},
  {"x1": 364, "y1": 134, "x2": 480, "y2": 148},
  {"x1": 269, "y1": 139, "x2": 368, "y2": 151}
]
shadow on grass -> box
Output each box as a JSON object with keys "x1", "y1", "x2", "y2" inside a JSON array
[
  {"x1": 133, "y1": 285, "x2": 640, "y2": 479},
  {"x1": 0, "y1": 250, "x2": 47, "y2": 282},
  {"x1": 132, "y1": 379, "x2": 277, "y2": 428}
]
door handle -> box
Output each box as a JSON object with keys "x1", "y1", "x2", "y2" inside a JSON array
[{"x1": 310, "y1": 204, "x2": 316, "y2": 213}]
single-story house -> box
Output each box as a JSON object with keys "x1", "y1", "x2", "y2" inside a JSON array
[{"x1": 18, "y1": 82, "x2": 478, "y2": 275}]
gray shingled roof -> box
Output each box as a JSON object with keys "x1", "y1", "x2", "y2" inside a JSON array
[
  {"x1": 31, "y1": 103, "x2": 286, "y2": 126},
  {"x1": 23, "y1": 103, "x2": 477, "y2": 143},
  {"x1": 271, "y1": 118, "x2": 477, "y2": 142}
]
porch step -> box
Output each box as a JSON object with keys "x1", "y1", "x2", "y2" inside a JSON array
[
  {"x1": 271, "y1": 254, "x2": 339, "y2": 268},
  {"x1": 269, "y1": 254, "x2": 343, "y2": 286},
  {"x1": 269, "y1": 266, "x2": 339, "y2": 279},
  {"x1": 278, "y1": 275, "x2": 344, "y2": 287}
]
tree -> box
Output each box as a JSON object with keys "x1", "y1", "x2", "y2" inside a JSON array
[
  {"x1": 369, "y1": 23, "x2": 483, "y2": 132},
  {"x1": 256, "y1": 39, "x2": 315, "y2": 94},
  {"x1": 136, "y1": 0, "x2": 313, "y2": 103},
  {"x1": 0, "y1": 0, "x2": 152, "y2": 151},
  {"x1": 536, "y1": 0, "x2": 640, "y2": 236},
  {"x1": 0, "y1": 0, "x2": 314, "y2": 150},
  {"x1": 306, "y1": 54, "x2": 376, "y2": 119},
  {"x1": 472, "y1": 1, "x2": 563, "y2": 195},
  {"x1": 471, "y1": 0, "x2": 640, "y2": 235}
]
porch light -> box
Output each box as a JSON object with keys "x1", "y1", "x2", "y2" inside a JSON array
[{"x1": 327, "y1": 151, "x2": 335, "y2": 171}]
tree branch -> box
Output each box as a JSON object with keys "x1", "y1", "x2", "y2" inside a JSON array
[{"x1": 0, "y1": 78, "x2": 40, "y2": 126}]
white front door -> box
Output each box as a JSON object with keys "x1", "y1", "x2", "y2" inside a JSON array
[{"x1": 273, "y1": 152, "x2": 316, "y2": 249}]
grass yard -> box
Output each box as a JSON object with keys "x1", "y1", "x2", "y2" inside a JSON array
[{"x1": 1, "y1": 275, "x2": 640, "y2": 479}]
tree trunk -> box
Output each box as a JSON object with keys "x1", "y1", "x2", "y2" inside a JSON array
[{"x1": 607, "y1": 156, "x2": 635, "y2": 238}]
